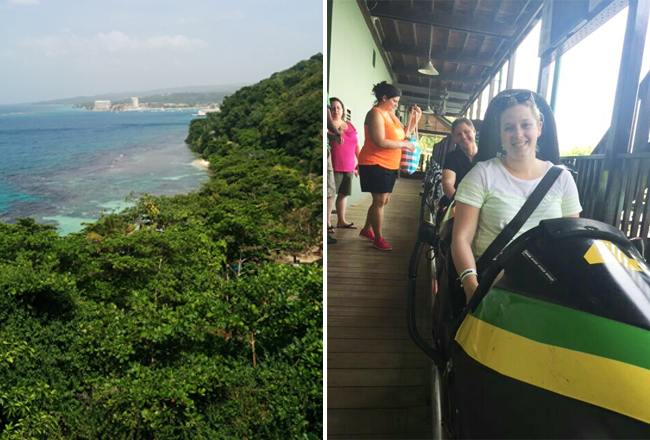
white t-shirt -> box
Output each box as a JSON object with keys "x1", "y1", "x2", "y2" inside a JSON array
[{"x1": 455, "y1": 158, "x2": 582, "y2": 257}]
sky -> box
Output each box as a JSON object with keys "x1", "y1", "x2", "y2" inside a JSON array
[
  {"x1": 508, "y1": 5, "x2": 650, "y2": 153},
  {"x1": 0, "y1": 0, "x2": 323, "y2": 104}
]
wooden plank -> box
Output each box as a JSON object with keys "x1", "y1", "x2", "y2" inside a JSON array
[
  {"x1": 328, "y1": 281, "x2": 413, "y2": 292},
  {"x1": 327, "y1": 326, "x2": 418, "y2": 340},
  {"x1": 327, "y1": 178, "x2": 433, "y2": 438},
  {"x1": 620, "y1": 159, "x2": 639, "y2": 233},
  {"x1": 327, "y1": 368, "x2": 429, "y2": 387},
  {"x1": 327, "y1": 288, "x2": 430, "y2": 301},
  {"x1": 328, "y1": 386, "x2": 427, "y2": 409},
  {"x1": 328, "y1": 339, "x2": 424, "y2": 353},
  {"x1": 328, "y1": 407, "x2": 431, "y2": 435},
  {"x1": 327, "y1": 297, "x2": 429, "y2": 309},
  {"x1": 328, "y1": 433, "x2": 431, "y2": 440},
  {"x1": 329, "y1": 271, "x2": 412, "y2": 282},
  {"x1": 630, "y1": 159, "x2": 650, "y2": 236},
  {"x1": 328, "y1": 352, "x2": 432, "y2": 369},
  {"x1": 327, "y1": 306, "x2": 428, "y2": 319},
  {"x1": 328, "y1": 316, "x2": 430, "y2": 328}
]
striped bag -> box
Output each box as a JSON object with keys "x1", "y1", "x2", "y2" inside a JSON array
[{"x1": 400, "y1": 129, "x2": 421, "y2": 175}]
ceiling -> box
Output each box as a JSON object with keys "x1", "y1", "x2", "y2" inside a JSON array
[{"x1": 361, "y1": 0, "x2": 545, "y2": 116}]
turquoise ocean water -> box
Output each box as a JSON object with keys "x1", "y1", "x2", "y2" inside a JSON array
[{"x1": 0, "y1": 105, "x2": 209, "y2": 235}]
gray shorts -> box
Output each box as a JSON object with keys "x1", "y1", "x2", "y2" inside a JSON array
[
  {"x1": 327, "y1": 152, "x2": 336, "y2": 198},
  {"x1": 334, "y1": 172, "x2": 353, "y2": 196}
]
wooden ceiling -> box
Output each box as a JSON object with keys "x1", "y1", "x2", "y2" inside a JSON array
[{"x1": 362, "y1": 0, "x2": 544, "y2": 116}]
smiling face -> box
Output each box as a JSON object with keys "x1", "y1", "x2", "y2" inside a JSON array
[
  {"x1": 500, "y1": 104, "x2": 543, "y2": 161},
  {"x1": 452, "y1": 122, "x2": 476, "y2": 152},
  {"x1": 330, "y1": 100, "x2": 344, "y2": 121},
  {"x1": 379, "y1": 95, "x2": 400, "y2": 112}
]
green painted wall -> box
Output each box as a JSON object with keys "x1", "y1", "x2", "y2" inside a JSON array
[{"x1": 328, "y1": 0, "x2": 392, "y2": 209}]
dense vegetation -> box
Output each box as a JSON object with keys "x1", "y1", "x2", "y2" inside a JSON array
[
  {"x1": 186, "y1": 54, "x2": 323, "y2": 176},
  {"x1": 0, "y1": 55, "x2": 323, "y2": 439}
]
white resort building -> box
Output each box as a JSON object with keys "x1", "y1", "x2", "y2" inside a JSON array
[{"x1": 94, "y1": 100, "x2": 111, "y2": 111}]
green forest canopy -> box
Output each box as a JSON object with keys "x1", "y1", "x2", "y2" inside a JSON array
[{"x1": 0, "y1": 54, "x2": 323, "y2": 439}]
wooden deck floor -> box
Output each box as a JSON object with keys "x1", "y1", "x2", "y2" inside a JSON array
[{"x1": 327, "y1": 178, "x2": 434, "y2": 440}]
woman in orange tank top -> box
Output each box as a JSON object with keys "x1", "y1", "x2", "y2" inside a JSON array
[{"x1": 357, "y1": 81, "x2": 421, "y2": 251}]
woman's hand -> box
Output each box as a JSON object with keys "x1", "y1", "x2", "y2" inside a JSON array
[
  {"x1": 327, "y1": 130, "x2": 343, "y2": 145},
  {"x1": 354, "y1": 164, "x2": 359, "y2": 177},
  {"x1": 411, "y1": 105, "x2": 422, "y2": 120},
  {"x1": 401, "y1": 140, "x2": 416, "y2": 151}
]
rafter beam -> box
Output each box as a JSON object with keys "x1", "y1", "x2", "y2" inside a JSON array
[
  {"x1": 513, "y1": 0, "x2": 533, "y2": 24},
  {"x1": 470, "y1": 0, "x2": 482, "y2": 20},
  {"x1": 412, "y1": 22, "x2": 418, "y2": 46},
  {"x1": 369, "y1": 3, "x2": 516, "y2": 38},
  {"x1": 397, "y1": 83, "x2": 471, "y2": 100},
  {"x1": 392, "y1": 66, "x2": 483, "y2": 84},
  {"x1": 383, "y1": 41, "x2": 495, "y2": 67},
  {"x1": 400, "y1": 97, "x2": 464, "y2": 112}
]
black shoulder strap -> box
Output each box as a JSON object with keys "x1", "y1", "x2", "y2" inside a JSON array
[{"x1": 476, "y1": 165, "x2": 564, "y2": 276}]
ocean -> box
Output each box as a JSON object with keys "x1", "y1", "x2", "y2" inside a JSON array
[{"x1": 0, "y1": 105, "x2": 209, "y2": 235}]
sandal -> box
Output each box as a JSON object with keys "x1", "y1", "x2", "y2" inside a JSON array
[
  {"x1": 327, "y1": 226, "x2": 335, "y2": 233},
  {"x1": 337, "y1": 222, "x2": 357, "y2": 229}
]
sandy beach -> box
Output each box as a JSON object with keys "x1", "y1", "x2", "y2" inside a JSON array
[{"x1": 191, "y1": 159, "x2": 210, "y2": 170}]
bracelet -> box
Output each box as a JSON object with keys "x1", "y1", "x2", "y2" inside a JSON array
[{"x1": 459, "y1": 268, "x2": 477, "y2": 283}]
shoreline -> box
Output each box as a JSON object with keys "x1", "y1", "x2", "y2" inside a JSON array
[{"x1": 191, "y1": 159, "x2": 210, "y2": 170}]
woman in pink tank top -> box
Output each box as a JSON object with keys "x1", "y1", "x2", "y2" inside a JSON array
[{"x1": 327, "y1": 97, "x2": 360, "y2": 232}]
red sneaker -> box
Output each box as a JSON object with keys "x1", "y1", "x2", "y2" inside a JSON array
[
  {"x1": 359, "y1": 229, "x2": 375, "y2": 241},
  {"x1": 372, "y1": 236, "x2": 392, "y2": 251}
]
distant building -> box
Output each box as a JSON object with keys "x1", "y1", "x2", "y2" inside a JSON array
[
  {"x1": 131, "y1": 97, "x2": 139, "y2": 108},
  {"x1": 94, "y1": 100, "x2": 111, "y2": 110}
]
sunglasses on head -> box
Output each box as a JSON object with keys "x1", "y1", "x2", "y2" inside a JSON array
[{"x1": 492, "y1": 90, "x2": 536, "y2": 108}]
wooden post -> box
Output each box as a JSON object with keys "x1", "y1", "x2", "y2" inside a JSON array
[
  {"x1": 506, "y1": 51, "x2": 516, "y2": 89},
  {"x1": 537, "y1": 53, "x2": 552, "y2": 101},
  {"x1": 597, "y1": 0, "x2": 650, "y2": 224},
  {"x1": 489, "y1": 76, "x2": 496, "y2": 102},
  {"x1": 633, "y1": 72, "x2": 650, "y2": 153}
]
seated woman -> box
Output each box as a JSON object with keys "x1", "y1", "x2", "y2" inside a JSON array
[
  {"x1": 451, "y1": 90, "x2": 582, "y2": 303},
  {"x1": 442, "y1": 118, "x2": 478, "y2": 200}
]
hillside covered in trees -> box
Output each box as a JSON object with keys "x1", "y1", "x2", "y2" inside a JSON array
[
  {"x1": 186, "y1": 53, "x2": 323, "y2": 176},
  {"x1": 0, "y1": 55, "x2": 323, "y2": 438}
]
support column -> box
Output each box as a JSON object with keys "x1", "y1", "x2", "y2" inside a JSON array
[
  {"x1": 596, "y1": 0, "x2": 650, "y2": 224},
  {"x1": 550, "y1": 56, "x2": 562, "y2": 113},
  {"x1": 506, "y1": 51, "x2": 516, "y2": 89}
]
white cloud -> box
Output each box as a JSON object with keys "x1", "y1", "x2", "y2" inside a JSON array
[
  {"x1": 97, "y1": 31, "x2": 139, "y2": 53},
  {"x1": 21, "y1": 29, "x2": 207, "y2": 57},
  {"x1": 7, "y1": 0, "x2": 40, "y2": 4}
]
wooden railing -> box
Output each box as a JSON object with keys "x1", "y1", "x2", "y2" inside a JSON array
[{"x1": 562, "y1": 153, "x2": 650, "y2": 238}]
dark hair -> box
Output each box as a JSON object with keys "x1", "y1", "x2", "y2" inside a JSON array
[
  {"x1": 451, "y1": 117, "x2": 475, "y2": 135},
  {"x1": 372, "y1": 81, "x2": 401, "y2": 104},
  {"x1": 475, "y1": 89, "x2": 559, "y2": 164},
  {"x1": 330, "y1": 97, "x2": 345, "y2": 118}
]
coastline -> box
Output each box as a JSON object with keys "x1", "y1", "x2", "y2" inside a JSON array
[{"x1": 191, "y1": 159, "x2": 210, "y2": 170}]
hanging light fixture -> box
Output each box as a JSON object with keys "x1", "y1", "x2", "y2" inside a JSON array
[{"x1": 418, "y1": 25, "x2": 439, "y2": 76}]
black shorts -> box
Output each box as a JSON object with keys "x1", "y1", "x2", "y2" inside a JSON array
[{"x1": 359, "y1": 165, "x2": 398, "y2": 194}]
